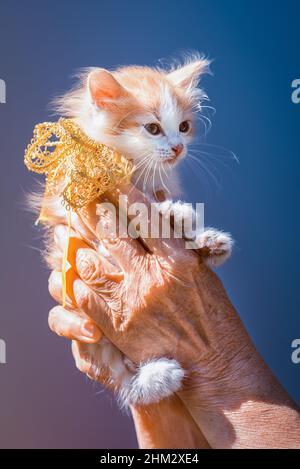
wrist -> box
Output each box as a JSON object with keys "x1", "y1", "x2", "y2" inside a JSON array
[
  {"x1": 179, "y1": 342, "x2": 300, "y2": 448},
  {"x1": 130, "y1": 397, "x2": 210, "y2": 449}
]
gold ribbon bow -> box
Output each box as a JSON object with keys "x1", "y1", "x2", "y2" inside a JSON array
[{"x1": 24, "y1": 117, "x2": 133, "y2": 210}]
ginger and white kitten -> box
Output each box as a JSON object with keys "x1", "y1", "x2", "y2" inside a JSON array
[{"x1": 42, "y1": 56, "x2": 233, "y2": 407}]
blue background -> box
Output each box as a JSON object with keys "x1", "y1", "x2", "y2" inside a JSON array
[{"x1": 0, "y1": 0, "x2": 299, "y2": 448}]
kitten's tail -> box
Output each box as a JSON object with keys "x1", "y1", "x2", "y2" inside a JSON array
[
  {"x1": 81, "y1": 340, "x2": 185, "y2": 407},
  {"x1": 119, "y1": 358, "x2": 185, "y2": 408}
]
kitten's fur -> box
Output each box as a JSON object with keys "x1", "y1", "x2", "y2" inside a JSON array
[{"x1": 35, "y1": 55, "x2": 233, "y2": 407}]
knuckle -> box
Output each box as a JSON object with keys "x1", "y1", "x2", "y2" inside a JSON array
[
  {"x1": 74, "y1": 280, "x2": 90, "y2": 310},
  {"x1": 48, "y1": 308, "x2": 57, "y2": 332},
  {"x1": 48, "y1": 307, "x2": 64, "y2": 336},
  {"x1": 72, "y1": 346, "x2": 94, "y2": 376},
  {"x1": 76, "y1": 249, "x2": 102, "y2": 283},
  {"x1": 48, "y1": 271, "x2": 61, "y2": 299},
  {"x1": 72, "y1": 343, "x2": 86, "y2": 372}
]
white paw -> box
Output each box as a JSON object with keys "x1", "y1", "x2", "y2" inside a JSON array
[
  {"x1": 194, "y1": 228, "x2": 234, "y2": 266},
  {"x1": 157, "y1": 200, "x2": 194, "y2": 219},
  {"x1": 122, "y1": 358, "x2": 184, "y2": 406},
  {"x1": 156, "y1": 200, "x2": 196, "y2": 238}
]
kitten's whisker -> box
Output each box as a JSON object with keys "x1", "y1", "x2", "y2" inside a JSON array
[
  {"x1": 141, "y1": 160, "x2": 151, "y2": 192},
  {"x1": 133, "y1": 153, "x2": 151, "y2": 170},
  {"x1": 161, "y1": 162, "x2": 170, "y2": 180},
  {"x1": 135, "y1": 151, "x2": 152, "y2": 168},
  {"x1": 185, "y1": 158, "x2": 211, "y2": 193},
  {"x1": 152, "y1": 161, "x2": 158, "y2": 197},
  {"x1": 130, "y1": 155, "x2": 151, "y2": 193},
  {"x1": 187, "y1": 153, "x2": 221, "y2": 189},
  {"x1": 200, "y1": 105, "x2": 216, "y2": 114},
  {"x1": 197, "y1": 116, "x2": 211, "y2": 135},
  {"x1": 143, "y1": 161, "x2": 154, "y2": 192},
  {"x1": 133, "y1": 154, "x2": 152, "y2": 189},
  {"x1": 21, "y1": 243, "x2": 45, "y2": 254},
  {"x1": 158, "y1": 163, "x2": 170, "y2": 195},
  {"x1": 192, "y1": 102, "x2": 214, "y2": 115},
  {"x1": 191, "y1": 143, "x2": 239, "y2": 163},
  {"x1": 189, "y1": 149, "x2": 232, "y2": 172},
  {"x1": 143, "y1": 159, "x2": 154, "y2": 192},
  {"x1": 188, "y1": 150, "x2": 224, "y2": 180},
  {"x1": 199, "y1": 114, "x2": 212, "y2": 128}
]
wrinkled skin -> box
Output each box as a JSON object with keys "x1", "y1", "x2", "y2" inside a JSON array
[{"x1": 48, "y1": 183, "x2": 300, "y2": 449}]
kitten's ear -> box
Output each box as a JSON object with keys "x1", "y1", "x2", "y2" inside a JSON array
[
  {"x1": 88, "y1": 69, "x2": 128, "y2": 108},
  {"x1": 167, "y1": 59, "x2": 210, "y2": 89}
]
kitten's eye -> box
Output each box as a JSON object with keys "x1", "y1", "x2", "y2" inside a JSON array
[
  {"x1": 179, "y1": 120, "x2": 191, "y2": 133},
  {"x1": 144, "y1": 123, "x2": 161, "y2": 136}
]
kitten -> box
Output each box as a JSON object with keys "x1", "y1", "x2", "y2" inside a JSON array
[{"x1": 37, "y1": 56, "x2": 233, "y2": 406}]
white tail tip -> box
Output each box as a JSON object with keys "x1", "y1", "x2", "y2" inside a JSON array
[{"x1": 120, "y1": 358, "x2": 184, "y2": 407}]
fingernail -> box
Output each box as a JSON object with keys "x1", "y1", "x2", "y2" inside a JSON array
[{"x1": 81, "y1": 321, "x2": 98, "y2": 339}]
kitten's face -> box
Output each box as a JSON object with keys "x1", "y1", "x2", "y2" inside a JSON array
[
  {"x1": 115, "y1": 84, "x2": 194, "y2": 167},
  {"x1": 82, "y1": 60, "x2": 208, "y2": 186}
]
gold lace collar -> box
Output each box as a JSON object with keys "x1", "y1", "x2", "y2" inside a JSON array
[{"x1": 24, "y1": 118, "x2": 133, "y2": 210}]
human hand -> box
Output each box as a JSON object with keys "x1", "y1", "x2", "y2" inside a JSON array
[
  {"x1": 48, "y1": 183, "x2": 245, "y2": 384},
  {"x1": 47, "y1": 227, "x2": 209, "y2": 449},
  {"x1": 48, "y1": 182, "x2": 300, "y2": 448}
]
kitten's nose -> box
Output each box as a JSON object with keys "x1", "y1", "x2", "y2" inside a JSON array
[{"x1": 172, "y1": 143, "x2": 184, "y2": 157}]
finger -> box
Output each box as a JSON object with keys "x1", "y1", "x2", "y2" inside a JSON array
[
  {"x1": 75, "y1": 245, "x2": 124, "y2": 284},
  {"x1": 53, "y1": 224, "x2": 124, "y2": 281},
  {"x1": 71, "y1": 341, "x2": 111, "y2": 384},
  {"x1": 53, "y1": 224, "x2": 83, "y2": 253},
  {"x1": 49, "y1": 265, "x2": 113, "y2": 333},
  {"x1": 72, "y1": 340, "x2": 95, "y2": 378},
  {"x1": 46, "y1": 224, "x2": 87, "y2": 273},
  {"x1": 45, "y1": 241, "x2": 64, "y2": 271},
  {"x1": 72, "y1": 278, "x2": 113, "y2": 334},
  {"x1": 78, "y1": 198, "x2": 148, "y2": 273},
  {"x1": 48, "y1": 305, "x2": 102, "y2": 343},
  {"x1": 49, "y1": 253, "x2": 116, "y2": 341},
  {"x1": 48, "y1": 269, "x2": 78, "y2": 306}
]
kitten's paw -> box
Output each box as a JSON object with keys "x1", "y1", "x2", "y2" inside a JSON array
[
  {"x1": 195, "y1": 228, "x2": 234, "y2": 266},
  {"x1": 120, "y1": 358, "x2": 184, "y2": 407},
  {"x1": 158, "y1": 199, "x2": 195, "y2": 218},
  {"x1": 156, "y1": 200, "x2": 196, "y2": 237}
]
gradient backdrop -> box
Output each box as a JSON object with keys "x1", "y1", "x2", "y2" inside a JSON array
[{"x1": 0, "y1": 0, "x2": 299, "y2": 448}]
